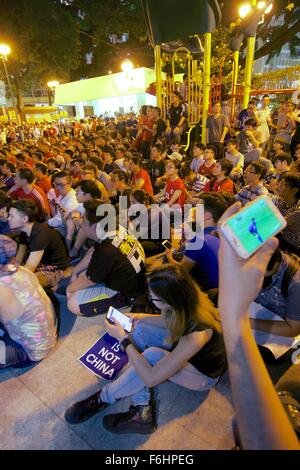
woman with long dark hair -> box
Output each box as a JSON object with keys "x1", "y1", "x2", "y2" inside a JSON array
[{"x1": 65, "y1": 264, "x2": 227, "y2": 434}]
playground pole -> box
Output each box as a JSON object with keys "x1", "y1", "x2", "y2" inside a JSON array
[
  {"x1": 231, "y1": 50, "x2": 239, "y2": 121},
  {"x1": 242, "y1": 0, "x2": 257, "y2": 109},
  {"x1": 201, "y1": 32, "x2": 211, "y2": 144},
  {"x1": 154, "y1": 45, "x2": 162, "y2": 109}
]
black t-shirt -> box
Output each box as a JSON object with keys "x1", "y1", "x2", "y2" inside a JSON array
[
  {"x1": 104, "y1": 162, "x2": 119, "y2": 174},
  {"x1": 167, "y1": 103, "x2": 187, "y2": 128},
  {"x1": 86, "y1": 227, "x2": 146, "y2": 298},
  {"x1": 183, "y1": 323, "x2": 227, "y2": 378},
  {"x1": 148, "y1": 160, "x2": 165, "y2": 183},
  {"x1": 153, "y1": 118, "x2": 167, "y2": 142},
  {"x1": 20, "y1": 222, "x2": 69, "y2": 269}
]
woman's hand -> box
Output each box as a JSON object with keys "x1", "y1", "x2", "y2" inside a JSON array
[
  {"x1": 165, "y1": 248, "x2": 176, "y2": 264},
  {"x1": 218, "y1": 202, "x2": 279, "y2": 319},
  {"x1": 105, "y1": 318, "x2": 127, "y2": 341}
]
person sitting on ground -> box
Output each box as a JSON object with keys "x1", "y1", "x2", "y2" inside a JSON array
[
  {"x1": 87, "y1": 156, "x2": 113, "y2": 194},
  {"x1": 197, "y1": 146, "x2": 217, "y2": 178},
  {"x1": 47, "y1": 158, "x2": 59, "y2": 176},
  {"x1": 266, "y1": 154, "x2": 293, "y2": 194},
  {"x1": 202, "y1": 159, "x2": 235, "y2": 194},
  {"x1": 190, "y1": 142, "x2": 205, "y2": 174},
  {"x1": 272, "y1": 171, "x2": 300, "y2": 255},
  {"x1": 66, "y1": 179, "x2": 103, "y2": 256},
  {"x1": 66, "y1": 199, "x2": 146, "y2": 316},
  {"x1": 237, "y1": 118, "x2": 262, "y2": 164},
  {"x1": 110, "y1": 169, "x2": 130, "y2": 202},
  {"x1": 8, "y1": 167, "x2": 50, "y2": 221},
  {"x1": 153, "y1": 160, "x2": 186, "y2": 208},
  {"x1": 236, "y1": 161, "x2": 269, "y2": 205},
  {"x1": 129, "y1": 155, "x2": 153, "y2": 196},
  {"x1": 225, "y1": 138, "x2": 244, "y2": 180},
  {"x1": 129, "y1": 189, "x2": 169, "y2": 257},
  {"x1": 0, "y1": 191, "x2": 12, "y2": 235},
  {"x1": 33, "y1": 162, "x2": 52, "y2": 195},
  {"x1": 148, "y1": 144, "x2": 166, "y2": 188},
  {"x1": 64, "y1": 264, "x2": 227, "y2": 433},
  {"x1": 80, "y1": 164, "x2": 110, "y2": 202},
  {"x1": 270, "y1": 137, "x2": 289, "y2": 160},
  {"x1": 166, "y1": 192, "x2": 230, "y2": 291},
  {"x1": 217, "y1": 203, "x2": 299, "y2": 450},
  {"x1": 0, "y1": 162, "x2": 15, "y2": 190},
  {"x1": 0, "y1": 235, "x2": 57, "y2": 369},
  {"x1": 102, "y1": 147, "x2": 119, "y2": 174},
  {"x1": 47, "y1": 171, "x2": 79, "y2": 236},
  {"x1": 250, "y1": 248, "x2": 300, "y2": 338},
  {"x1": 8, "y1": 199, "x2": 69, "y2": 288},
  {"x1": 274, "y1": 154, "x2": 293, "y2": 175}
]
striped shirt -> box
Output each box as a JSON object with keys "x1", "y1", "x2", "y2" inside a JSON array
[
  {"x1": 272, "y1": 196, "x2": 300, "y2": 249},
  {"x1": 9, "y1": 184, "x2": 50, "y2": 219},
  {"x1": 236, "y1": 184, "x2": 269, "y2": 205}
]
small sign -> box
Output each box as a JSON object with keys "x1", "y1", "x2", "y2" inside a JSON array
[{"x1": 78, "y1": 332, "x2": 129, "y2": 380}]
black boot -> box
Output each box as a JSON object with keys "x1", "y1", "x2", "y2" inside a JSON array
[
  {"x1": 102, "y1": 402, "x2": 157, "y2": 434},
  {"x1": 65, "y1": 391, "x2": 109, "y2": 424}
]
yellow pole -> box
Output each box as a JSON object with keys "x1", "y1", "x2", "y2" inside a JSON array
[
  {"x1": 231, "y1": 50, "x2": 239, "y2": 121},
  {"x1": 154, "y1": 45, "x2": 162, "y2": 109},
  {"x1": 201, "y1": 32, "x2": 211, "y2": 144},
  {"x1": 242, "y1": 0, "x2": 257, "y2": 109}
]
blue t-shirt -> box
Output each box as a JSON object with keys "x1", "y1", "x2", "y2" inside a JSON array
[
  {"x1": 0, "y1": 219, "x2": 11, "y2": 235},
  {"x1": 184, "y1": 227, "x2": 219, "y2": 291}
]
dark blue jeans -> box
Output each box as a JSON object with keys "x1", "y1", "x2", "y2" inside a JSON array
[{"x1": 0, "y1": 321, "x2": 34, "y2": 369}]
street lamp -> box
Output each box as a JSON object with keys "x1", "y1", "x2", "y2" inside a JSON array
[
  {"x1": 239, "y1": 3, "x2": 251, "y2": 18},
  {"x1": 0, "y1": 44, "x2": 20, "y2": 124},
  {"x1": 47, "y1": 80, "x2": 59, "y2": 106},
  {"x1": 121, "y1": 59, "x2": 133, "y2": 73}
]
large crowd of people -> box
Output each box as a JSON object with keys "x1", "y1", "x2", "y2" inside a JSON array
[{"x1": 0, "y1": 93, "x2": 299, "y2": 449}]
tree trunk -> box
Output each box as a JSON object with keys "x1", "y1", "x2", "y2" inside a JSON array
[{"x1": 14, "y1": 75, "x2": 27, "y2": 123}]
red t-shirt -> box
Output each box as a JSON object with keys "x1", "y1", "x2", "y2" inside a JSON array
[
  {"x1": 36, "y1": 175, "x2": 52, "y2": 195},
  {"x1": 142, "y1": 117, "x2": 154, "y2": 142},
  {"x1": 165, "y1": 177, "x2": 186, "y2": 207},
  {"x1": 131, "y1": 169, "x2": 153, "y2": 196},
  {"x1": 202, "y1": 177, "x2": 235, "y2": 194},
  {"x1": 198, "y1": 161, "x2": 216, "y2": 177},
  {"x1": 9, "y1": 184, "x2": 50, "y2": 219}
]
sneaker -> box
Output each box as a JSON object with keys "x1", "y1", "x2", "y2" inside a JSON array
[
  {"x1": 64, "y1": 391, "x2": 108, "y2": 424},
  {"x1": 102, "y1": 403, "x2": 157, "y2": 434}
]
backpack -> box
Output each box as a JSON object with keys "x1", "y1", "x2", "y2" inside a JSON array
[{"x1": 281, "y1": 254, "x2": 300, "y2": 298}]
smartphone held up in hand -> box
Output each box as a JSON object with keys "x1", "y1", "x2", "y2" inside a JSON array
[
  {"x1": 220, "y1": 196, "x2": 287, "y2": 259},
  {"x1": 162, "y1": 240, "x2": 172, "y2": 250},
  {"x1": 106, "y1": 306, "x2": 133, "y2": 333}
]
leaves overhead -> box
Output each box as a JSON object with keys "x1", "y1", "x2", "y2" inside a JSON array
[{"x1": 0, "y1": 0, "x2": 299, "y2": 92}]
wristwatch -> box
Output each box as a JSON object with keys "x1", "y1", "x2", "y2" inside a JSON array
[{"x1": 120, "y1": 336, "x2": 133, "y2": 353}]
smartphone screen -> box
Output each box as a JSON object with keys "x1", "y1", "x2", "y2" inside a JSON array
[
  {"x1": 223, "y1": 197, "x2": 286, "y2": 257},
  {"x1": 107, "y1": 307, "x2": 132, "y2": 333},
  {"x1": 162, "y1": 240, "x2": 172, "y2": 250}
]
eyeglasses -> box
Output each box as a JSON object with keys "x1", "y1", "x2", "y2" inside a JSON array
[
  {"x1": 148, "y1": 291, "x2": 161, "y2": 302},
  {"x1": 54, "y1": 182, "x2": 69, "y2": 188}
]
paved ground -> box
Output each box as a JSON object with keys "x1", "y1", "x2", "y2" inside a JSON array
[{"x1": 0, "y1": 295, "x2": 298, "y2": 451}]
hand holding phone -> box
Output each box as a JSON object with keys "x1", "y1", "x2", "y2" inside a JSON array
[
  {"x1": 162, "y1": 240, "x2": 172, "y2": 250},
  {"x1": 220, "y1": 196, "x2": 286, "y2": 259},
  {"x1": 106, "y1": 307, "x2": 133, "y2": 333}
]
